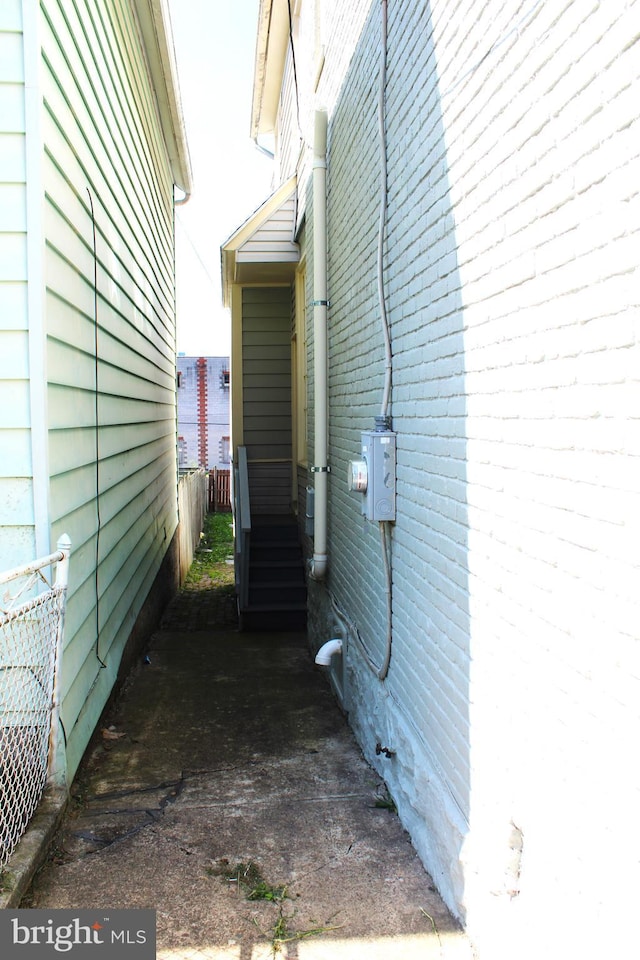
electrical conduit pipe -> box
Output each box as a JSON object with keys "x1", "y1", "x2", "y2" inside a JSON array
[{"x1": 310, "y1": 108, "x2": 329, "y2": 581}]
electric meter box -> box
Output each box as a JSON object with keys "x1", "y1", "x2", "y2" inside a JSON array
[{"x1": 360, "y1": 430, "x2": 396, "y2": 521}]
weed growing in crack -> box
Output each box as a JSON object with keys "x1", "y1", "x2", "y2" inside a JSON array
[
  {"x1": 420, "y1": 907, "x2": 443, "y2": 950},
  {"x1": 209, "y1": 859, "x2": 288, "y2": 902},
  {"x1": 373, "y1": 785, "x2": 397, "y2": 813},
  {"x1": 254, "y1": 909, "x2": 343, "y2": 958},
  {"x1": 208, "y1": 858, "x2": 342, "y2": 956},
  {"x1": 247, "y1": 879, "x2": 288, "y2": 903}
]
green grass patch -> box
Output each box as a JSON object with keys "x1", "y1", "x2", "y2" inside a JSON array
[{"x1": 184, "y1": 511, "x2": 234, "y2": 588}]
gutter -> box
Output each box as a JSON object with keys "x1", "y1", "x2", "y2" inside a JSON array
[
  {"x1": 250, "y1": 0, "x2": 290, "y2": 143},
  {"x1": 132, "y1": 0, "x2": 192, "y2": 200}
]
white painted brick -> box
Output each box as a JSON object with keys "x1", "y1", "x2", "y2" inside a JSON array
[{"x1": 291, "y1": 0, "x2": 640, "y2": 957}]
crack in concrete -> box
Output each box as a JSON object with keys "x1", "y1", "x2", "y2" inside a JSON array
[
  {"x1": 70, "y1": 816, "x2": 154, "y2": 848},
  {"x1": 174, "y1": 792, "x2": 371, "y2": 810},
  {"x1": 68, "y1": 777, "x2": 186, "y2": 855},
  {"x1": 79, "y1": 777, "x2": 185, "y2": 805}
]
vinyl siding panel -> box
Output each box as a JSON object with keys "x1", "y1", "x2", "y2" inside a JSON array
[
  {"x1": 277, "y1": 50, "x2": 297, "y2": 182},
  {"x1": 242, "y1": 287, "x2": 292, "y2": 513},
  {"x1": 0, "y1": 233, "x2": 27, "y2": 280},
  {"x1": 0, "y1": 279, "x2": 28, "y2": 327},
  {"x1": 0, "y1": 3, "x2": 34, "y2": 569},
  {"x1": 41, "y1": 0, "x2": 178, "y2": 777},
  {"x1": 237, "y1": 196, "x2": 299, "y2": 264},
  {"x1": 0, "y1": 183, "x2": 27, "y2": 230},
  {"x1": 0, "y1": 131, "x2": 26, "y2": 181}
]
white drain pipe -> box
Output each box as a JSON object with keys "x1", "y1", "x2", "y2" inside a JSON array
[
  {"x1": 310, "y1": 108, "x2": 329, "y2": 581},
  {"x1": 315, "y1": 638, "x2": 342, "y2": 665}
]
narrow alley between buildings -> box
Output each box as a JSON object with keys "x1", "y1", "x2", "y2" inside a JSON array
[{"x1": 20, "y1": 532, "x2": 473, "y2": 959}]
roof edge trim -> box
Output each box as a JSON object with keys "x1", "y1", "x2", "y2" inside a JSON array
[
  {"x1": 221, "y1": 176, "x2": 298, "y2": 306},
  {"x1": 132, "y1": 0, "x2": 192, "y2": 196},
  {"x1": 250, "y1": 0, "x2": 290, "y2": 140}
]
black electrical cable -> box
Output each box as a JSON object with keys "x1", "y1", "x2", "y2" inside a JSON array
[
  {"x1": 87, "y1": 187, "x2": 107, "y2": 670},
  {"x1": 287, "y1": 0, "x2": 302, "y2": 136}
]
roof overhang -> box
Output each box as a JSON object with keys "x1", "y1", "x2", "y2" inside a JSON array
[
  {"x1": 221, "y1": 176, "x2": 299, "y2": 306},
  {"x1": 132, "y1": 0, "x2": 192, "y2": 198},
  {"x1": 251, "y1": 0, "x2": 291, "y2": 140}
]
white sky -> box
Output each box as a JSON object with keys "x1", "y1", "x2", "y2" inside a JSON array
[{"x1": 166, "y1": 0, "x2": 274, "y2": 357}]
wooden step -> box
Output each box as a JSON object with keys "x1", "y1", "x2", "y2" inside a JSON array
[
  {"x1": 250, "y1": 560, "x2": 306, "y2": 584},
  {"x1": 240, "y1": 605, "x2": 307, "y2": 632},
  {"x1": 239, "y1": 515, "x2": 307, "y2": 631},
  {"x1": 251, "y1": 520, "x2": 299, "y2": 542},
  {"x1": 250, "y1": 544, "x2": 302, "y2": 563},
  {"x1": 249, "y1": 583, "x2": 307, "y2": 606}
]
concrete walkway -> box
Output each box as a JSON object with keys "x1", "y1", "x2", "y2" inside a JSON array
[{"x1": 22, "y1": 585, "x2": 474, "y2": 959}]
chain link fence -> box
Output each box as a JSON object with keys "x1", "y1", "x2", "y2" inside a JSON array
[{"x1": 0, "y1": 536, "x2": 70, "y2": 868}]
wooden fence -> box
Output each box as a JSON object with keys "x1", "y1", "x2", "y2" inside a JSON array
[
  {"x1": 178, "y1": 468, "x2": 207, "y2": 582},
  {"x1": 209, "y1": 468, "x2": 231, "y2": 512}
]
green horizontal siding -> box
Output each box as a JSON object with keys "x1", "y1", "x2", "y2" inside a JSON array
[
  {"x1": 0, "y1": 5, "x2": 33, "y2": 570},
  {"x1": 41, "y1": 0, "x2": 178, "y2": 779},
  {"x1": 242, "y1": 287, "x2": 293, "y2": 512}
]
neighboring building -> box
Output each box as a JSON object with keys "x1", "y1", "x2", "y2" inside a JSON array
[
  {"x1": 0, "y1": 0, "x2": 191, "y2": 783},
  {"x1": 223, "y1": 2, "x2": 640, "y2": 959},
  {"x1": 176, "y1": 356, "x2": 230, "y2": 470}
]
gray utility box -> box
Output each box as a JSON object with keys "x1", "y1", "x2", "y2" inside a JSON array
[{"x1": 360, "y1": 430, "x2": 396, "y2": 521}]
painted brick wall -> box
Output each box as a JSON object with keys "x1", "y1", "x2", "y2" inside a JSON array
[
  {"x1": 177, "y1": 357, "x2": 230, "y2": 470},
  {"x1": 300, "y1": 2, "x2": 640, "y2": 959},
  {"x1": 434, "y1": 4, "x2": 640, "y2": 956},
  {"x1": 319, "y1": 0, "x2": 473, "y2": 918}
]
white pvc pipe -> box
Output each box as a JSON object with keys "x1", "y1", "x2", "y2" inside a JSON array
[
  {"x1": 377, "y1": 0, "x2": 393, "y2": 680},
  {"x1": 378, "y1": 0, "x2": 392, "y2": 420},
  {"x1": 315, "y1": 638, "x2": 342, "y2": 665},
  {"x1": 310, "y1": 108, "x2": 329, "y2": 581}
]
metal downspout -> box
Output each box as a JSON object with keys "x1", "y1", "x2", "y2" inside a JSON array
[{"x1": 310, "y1": 108, "x2": 328, "y2": 581}]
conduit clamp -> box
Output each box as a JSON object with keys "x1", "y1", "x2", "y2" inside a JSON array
[
  {"x1": 311, "y1": 466, "x2": 331, "y2": 473},
  {"x1": 312, "y1": 299, "x2": 330, "y2": 306}
]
